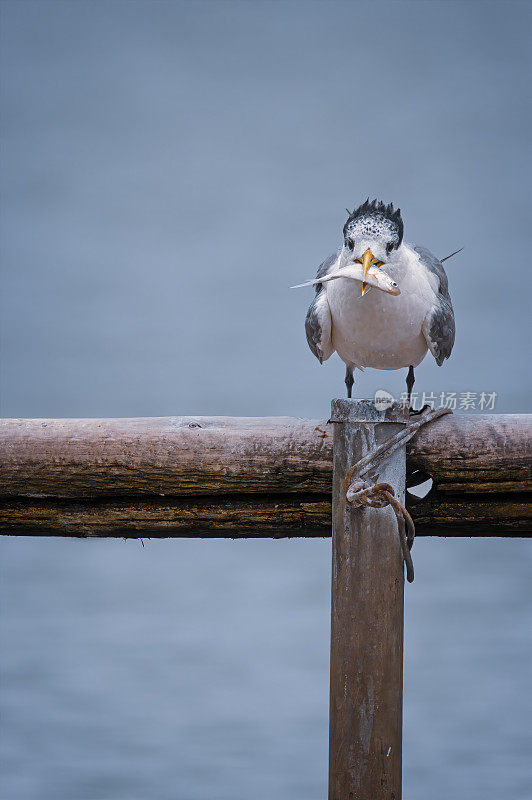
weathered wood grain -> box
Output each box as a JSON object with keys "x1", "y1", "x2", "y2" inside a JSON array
[
  {"x1": 1, "y1": 414, "x2": 529, "y2": 497},
  {"x1": 328, "y1": 402, "x2": 405, "y2": 799},
  {"x1": 0, "y1": 414, "x2": 530, "y2": 536},
  {"x1": 0, "y1": 496, "x2": 332, "y2": 537},
  {"x1": 0, "y1": 494, "x2": 528, "y2": 537},
  {"x1": 408, "y1": 414, "x2": 531, "y2": 494},
  {"x1": 0, "y1": 416, "x2": 334, "y2": 498}
]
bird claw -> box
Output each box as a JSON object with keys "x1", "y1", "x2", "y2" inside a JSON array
[{"x1": 409, "y1": 404, "x2": 430, "y2": 417}]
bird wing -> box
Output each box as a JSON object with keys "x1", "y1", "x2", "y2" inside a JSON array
[
  {"x1": 304, "y1": 252, "x2": 337, "y2": 363},
  {"x1": 314, "y1": 251, "x2": 339, "y2": 288},
  {"x1": 415, "y1": 245, "x2": 455, "y2": 366}
]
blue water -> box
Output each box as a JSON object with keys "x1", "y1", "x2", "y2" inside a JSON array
[{"x1": 1, "y1": 535, "x2": 531, "y2": 800}]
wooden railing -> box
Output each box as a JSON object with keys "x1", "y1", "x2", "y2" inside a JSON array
[
  {"x1": 1, "y1": 406, "x2": 530, "y2": 799},
  {"x1": 0, "y1": 412, "x2": 529, "y2": 537}
]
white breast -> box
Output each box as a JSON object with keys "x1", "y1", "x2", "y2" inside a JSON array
[{"x1": 326, "y1": 245, "x2": 435, "y2": 370}]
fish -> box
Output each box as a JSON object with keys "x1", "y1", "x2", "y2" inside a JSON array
[{"x1": 290, "y1": 264, "x2": 401, "y2": 296}]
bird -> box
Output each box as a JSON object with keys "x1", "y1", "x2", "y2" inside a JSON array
[{"x1": 298, "y1": 199, "x2": 456, "y2": 406}]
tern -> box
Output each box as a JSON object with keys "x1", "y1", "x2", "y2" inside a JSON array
[{"x1": 294, "y1": 199, "x2": 456, "y2": 404}]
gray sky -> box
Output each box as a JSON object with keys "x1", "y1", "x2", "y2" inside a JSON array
[{"x1": 1, "y1": 0, "x2": 531, "y2": 418}]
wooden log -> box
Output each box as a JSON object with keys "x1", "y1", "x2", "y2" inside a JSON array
[
  {"x1": 0, "y1": 496, "x2": 332, "y2": 537},
  {"x1": 407, "y1": 413, "x2": 531, "y2": 494},
  {"x1": 329, "y1": 400, "x2": 405, "y2": 800},
  {"x1": 0, "y1": 416, "x2": 334, "y2": 498},
  {"x1": 0, "y1": 414, "x2": 529, "y2": 499},
  {"x1": 0, "y1": 495, "x2": 527, "y2": 538},
  {"x1": 0, "y1": 414, "x2": 530, "y2": 536}
]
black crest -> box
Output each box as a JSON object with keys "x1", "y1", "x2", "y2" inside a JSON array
[{"x1": 343, "y1": 198, "x2": 404, "y2": 247}]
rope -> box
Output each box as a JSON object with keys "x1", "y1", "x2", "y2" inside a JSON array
[{"x1": 344, "y1": 406, "x2": 452, "y2": 583}]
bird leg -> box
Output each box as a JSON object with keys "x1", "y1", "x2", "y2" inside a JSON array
[
  {"x1": 345, "y1": 365, "x2": 354, "y2": 399},
  {"x1": 406, "y1": 365, "x2": 415, "y2": 411}
]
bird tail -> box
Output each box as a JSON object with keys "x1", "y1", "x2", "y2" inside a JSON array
[{"x1": 440, "y1": 247, "x2": 463, "y2": 263}]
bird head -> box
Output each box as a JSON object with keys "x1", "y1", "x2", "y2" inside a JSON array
[{"x1": 341, "y1": 199, "x2": 404, "y2": 294}]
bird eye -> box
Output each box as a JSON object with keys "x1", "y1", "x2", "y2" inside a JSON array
[
  {"x1": 386, "y1": 242, "x2": 394, "y2": 254},
  {"x1": 347, "y1": 239, "x2": 354, "y2": 251}
]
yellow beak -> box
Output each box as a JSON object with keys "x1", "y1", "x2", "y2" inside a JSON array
[{"x1": 356, "y1": 248, "x2": 385, "y2": 295}]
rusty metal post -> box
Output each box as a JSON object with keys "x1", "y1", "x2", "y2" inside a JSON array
[{"x1": 328, "y1": 399, "x2": 408, "y2": 800}]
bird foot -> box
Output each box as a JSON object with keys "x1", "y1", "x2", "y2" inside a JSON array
[{"x1": 409, "y1": 404, "x2": 430, "y2": 417}]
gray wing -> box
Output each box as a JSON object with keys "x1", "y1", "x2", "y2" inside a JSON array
[
  {"x1": 313, "y1": 251, "x2": 338, "y2": 292},
  {"x1": 304, "y1": 252, "x2": 337, "y2": 363},
  {"x1": 414, "y1": 245, "x2": 455, "y2": 366}
]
